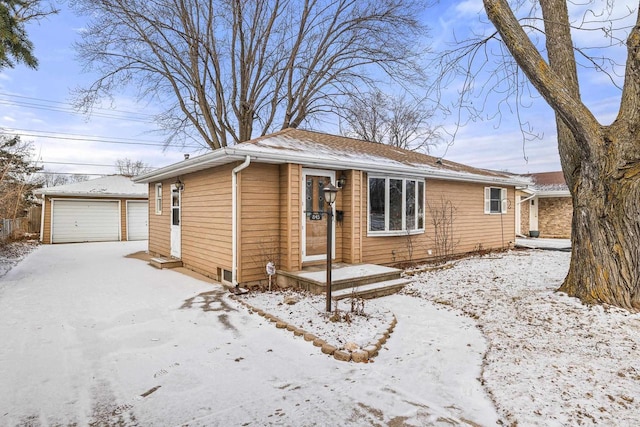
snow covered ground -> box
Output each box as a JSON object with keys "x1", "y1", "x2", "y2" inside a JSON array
[
  {"x1": 0, "y1": 241, "x2": 497, "y2": 426},
  {"x1": 1, "y1": 241, "x2": 638, "y2": 426},
  {"x1": 403, "y1": 250, "x2": 640, "y2": 426}
]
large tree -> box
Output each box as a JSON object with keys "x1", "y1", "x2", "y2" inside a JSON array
[
  {"x1": 0, "y1": 0, "x2": 57, "y2": 69},
  {"x1": 72, "y1": 0, "x2": 428, "y2": 149},
  {"x1": 468, "y1": 1, "x2": 640, "y2": 311},
  {"x1": 340, "y1": 89, "x2": 441, "y2": 153},
  {"x1": 114, "y1": 158, "x2": 153, "y2": 177},
  {"x1": 0, "y1": 135, "x2": 42, "y2": 221}
]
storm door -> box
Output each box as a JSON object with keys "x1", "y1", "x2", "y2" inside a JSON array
[
  {"x1": 170, "y1": 184, "x2": 181, "y2": 258},
  {"x1": 302, "y1": 169, "x2": 335, "y2": 262}
]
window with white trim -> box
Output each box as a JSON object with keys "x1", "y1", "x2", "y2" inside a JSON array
[
  {"x1": 368, "y1": 176, "x2": 425, "y2": 234},
  {"x1": 155, "y1": 183, "x2": 162, "y2": 214},
  {"x1": 484, "y1": 187, "x2": 507, "y2": 214}
]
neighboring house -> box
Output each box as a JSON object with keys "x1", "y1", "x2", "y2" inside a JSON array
[
  {"x1": 517, "y1": 171, "x2": 572, "y2": 238},
  {"x1": 134, "y1": 128, "x2": 530, "y2": 287},
  {"x1": 35, "y1": 175, "x2": 149, "y2": 244}
]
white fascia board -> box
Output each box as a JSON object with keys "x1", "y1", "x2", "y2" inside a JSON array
[
  {"x1": 134, "y1": 144, "x2": 530, "y2": 187},
  {"x1": 38, "y1": 192, "x2": 147, "y2": 198},
  {"x1": 133, "y1": 148, "x2": 244, "y2": 183},
  {"x1": 536, "y1": 190, "x2": 571, "y2": 197},
  {"x1": 232, "y1": 146, "x2": 530, "y2": 187}
]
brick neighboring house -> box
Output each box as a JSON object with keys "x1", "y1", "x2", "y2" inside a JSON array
[{"x1": 517, "y1": 171, "x2": 572, "y2": 239}]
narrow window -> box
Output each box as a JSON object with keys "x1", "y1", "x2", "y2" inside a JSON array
[
  {"x1": 369, "y1": 178, "x2": 386, "y2": 231},
  {"x1": 406, "y1": 180, "x2": 416, "y2": 230},
  {"x1": 389, "y1": 179, "x2": 403, "y2": 231},
  {"x1": 171, "y1": 187, "x2": 180, "y2": 225},
  {"x1": 417, "y1": 181, "x2": 425, "y2": 229},
  {"x1": 155, "y1": 183, "x2": 162, "y2": 214}
]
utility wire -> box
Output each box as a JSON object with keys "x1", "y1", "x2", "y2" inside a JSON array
[
  {"x1": 37, "y1": 160, "x2": 158, "y2": 168},
  {"x1": 0, "y1": 92, "x2": 156, "y2": 122},
  {"x1": 2, "y1": 127, "x2": 204, "y2": 149}
]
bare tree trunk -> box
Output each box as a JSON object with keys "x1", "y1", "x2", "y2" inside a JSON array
[
  {"x1": 561, "y1": 163, "x2": 640, "y2": 309},
  {"x1": 484, "y1": 0, "x2": 640, "y2": 311}
]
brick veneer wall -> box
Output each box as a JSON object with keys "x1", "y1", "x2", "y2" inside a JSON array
[
  {"x1": 520, "y1": 198, "x2": 530, "y2": 236},
  {"x1": 538, "y1": 197, "x2": 572, "y2": 238}
]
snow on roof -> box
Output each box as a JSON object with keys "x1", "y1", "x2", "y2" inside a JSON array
[
  {"x1": 526, "y1": 171, "x2": 570, "y2": 196},
  {"x1": 135, "y1": 128, "x2": 531, "y2": 187},
  {"x1": 34, "y1": 175, "x2": 148, "y2": 198}
]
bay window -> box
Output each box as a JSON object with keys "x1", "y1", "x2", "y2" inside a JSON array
[{"x1": 368, "y1": 176, "x2": 425, "y2": 234}]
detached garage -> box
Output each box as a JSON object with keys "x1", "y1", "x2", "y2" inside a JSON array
[{"x1": 35, "y1": 175, "x2": 149, "y2": 244}]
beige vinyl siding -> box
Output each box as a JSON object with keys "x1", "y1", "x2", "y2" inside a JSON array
[
  {"x1": 426, "y1": 180, "x2": 515, "y2": 254},
  {"x1": 362, "y1": 177, "x2": 516, "y2": 265},
  {"x1": 340, "y1": 169, "x2": 362, "y2": 264},
  {"x1": 180, "y1": 165, "x2": 234, "y2": 279},
  {"x1": 42, "y1": 196, "x2": 52, "y2": 243},
  {"x1": 148, "y1": 182, "x2": 170, "y2": 256},
  {"x1": 238, "y1": 163, "x2": 281, "y2": 283},
  {"x1": 279, "y1": 164, "x2": 301, "y2": 272}
]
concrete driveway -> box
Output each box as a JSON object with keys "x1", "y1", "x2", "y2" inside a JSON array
[{"x1": 0, "y1": 241, "x2": 498, "y2": 426}]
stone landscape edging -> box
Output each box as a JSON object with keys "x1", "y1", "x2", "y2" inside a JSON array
[{"x1": 231, "y1": 296, "x2": 397, "y2": 363}]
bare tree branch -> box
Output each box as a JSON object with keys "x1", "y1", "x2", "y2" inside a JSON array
[{"x1": 71, "y1": 0, "x2": 429, "y2": 149}]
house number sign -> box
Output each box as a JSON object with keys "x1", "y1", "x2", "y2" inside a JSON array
[{"x1": 309, "y1": 212, "x2": 323, "y2": 221}]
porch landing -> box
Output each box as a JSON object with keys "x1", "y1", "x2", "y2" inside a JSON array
[
  {"x1": 278, "y1": 263, "x2": 410, "y2": 300},
  {"x1": 149, "y1": 257, "x2": 183, "y2": 269}
]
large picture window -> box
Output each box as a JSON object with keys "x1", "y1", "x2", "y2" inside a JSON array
[{"x1": 368, "y1": 176, "x2": 425, "y2": 234}]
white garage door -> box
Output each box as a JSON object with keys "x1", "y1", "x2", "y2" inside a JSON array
[
  {"x1": 52, "y1": 200, "x2": 120, "y2": 243},
  {"x1": 127, "y1": 201, "x2": 148, "y2": 241}
]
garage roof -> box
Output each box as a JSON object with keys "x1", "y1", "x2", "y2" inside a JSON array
[{"x1": 34, "y1": 175, "x2": 148, "y2": 198}]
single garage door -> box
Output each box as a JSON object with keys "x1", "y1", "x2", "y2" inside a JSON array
[
  {"x1": 127, "y1": 201, "x2": 148, "y2": 241},
  {"x1": 52, "y1": 200, "x2": 120, "y2": 243}
]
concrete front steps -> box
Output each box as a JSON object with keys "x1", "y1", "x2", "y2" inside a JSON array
[
  {"x1": 149, "y1": 257, "x2": 183, "y2": 269},
  {"x1": 277, "y1": 263, "x2": 410, "y2": 300}
]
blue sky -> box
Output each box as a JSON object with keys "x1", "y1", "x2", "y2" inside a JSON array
[{"x1": 0, "y1": 1, "x2": 633, "y2": 177}]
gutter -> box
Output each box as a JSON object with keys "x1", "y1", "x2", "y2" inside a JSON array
[
  {"x1": 133, "y1": 145, "x2": 531, "y2": 188},
  {"x1": 231, "y1": 156, "x2": 251, "y2": 287}
]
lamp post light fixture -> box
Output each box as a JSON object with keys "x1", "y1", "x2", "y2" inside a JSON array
[{"x1": 323, "y1": 181, "x2": 340, "y2": 312}]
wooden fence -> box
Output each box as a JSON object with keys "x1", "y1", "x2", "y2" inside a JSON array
[{"x1": 0, "y1": 205, "x2": 41, "y2": 242}]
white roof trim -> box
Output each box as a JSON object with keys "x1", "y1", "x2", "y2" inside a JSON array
[{"x1": 134, "y1": 144, "x2": 531, "y2": 187}]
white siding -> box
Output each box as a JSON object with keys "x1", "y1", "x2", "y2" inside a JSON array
[{"x1": 52, "y1": 200, "x2": 120, "y2": 243}]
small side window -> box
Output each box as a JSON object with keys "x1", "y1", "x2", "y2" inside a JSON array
[
  {"x1": 155, "y1": 183, "x2": 162, "y2": 215},
  {"x1": 484, "y1": 187, "x2": 507, "y2": 214}
]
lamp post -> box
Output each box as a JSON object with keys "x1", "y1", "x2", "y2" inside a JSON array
[{"x1": 323, "y1": 182, "x2": 339, "y2": 312}]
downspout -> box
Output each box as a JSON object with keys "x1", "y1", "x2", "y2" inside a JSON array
[{"x1": 232, "y1": 156, "x2": 251, "y2": 287}]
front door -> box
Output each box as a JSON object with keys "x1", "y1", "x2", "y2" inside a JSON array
[
  {"x1": 302, "y1": 169, "x2": 335, "y2": 262},
  {"x1": 170, "y1": 184, "x2": 181, "y2": 258}
]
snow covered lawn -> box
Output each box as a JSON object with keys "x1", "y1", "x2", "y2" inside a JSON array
[
  {"x1": 404, "y1": 249, "x2": 640, "y2": 426},
  {"x1": 2, "y1": 242, "x2": 638, "y2": 426}
]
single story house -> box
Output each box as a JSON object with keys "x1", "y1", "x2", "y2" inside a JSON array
[
  {"x1": 517, "y1": 171, "x2": 572, "y2": 238},
  {"x1": 134, "y1": 129, "x2": 530, "y2": 287},
  {"x1": 35, "y1": 175, "x2": 149, "y2": 243}
]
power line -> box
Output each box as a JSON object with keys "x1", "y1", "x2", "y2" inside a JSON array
[
  {"x1": 37, "y1": 160, "x2": 158, "y2": 168},
  {"x1": 31, "y1": 171, "x2": 105, "y2": 176},
  {"x1": 0, "y1": 92, "x2": 157, "y2": 122},
  {"x1": 2, "y1": 127, "x2": 204, "y2": 149}
]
